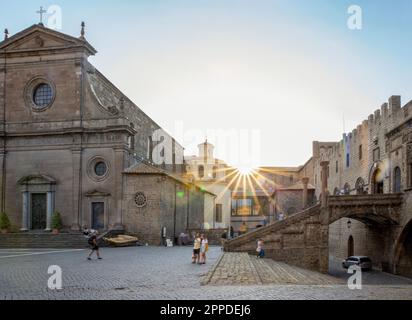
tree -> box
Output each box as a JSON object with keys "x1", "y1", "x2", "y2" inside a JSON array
[
  {"x1": 0, "y1": 212, "x2": 11, "y2": 231},
  {"x1": 51, "y1": 211, "x2": 63, "y2": 231}
]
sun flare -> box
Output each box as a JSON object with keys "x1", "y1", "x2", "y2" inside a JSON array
[{"x1": 237, "y1": 166, "x2": 255, "y2": 176}]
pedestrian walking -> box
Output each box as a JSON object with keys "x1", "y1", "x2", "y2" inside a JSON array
[
  {"x1": 192, "y1": 233, "x2": 201, "y2": 264},
  {"x1": 87, "y1": 230, "x2": 102, "y2": 260},
  {"x1": 256, "y1": 239, "x2": 265, "y2": 259},
  {"x1": 199, "y1": 234, "x2": 209, "y2": 265}
]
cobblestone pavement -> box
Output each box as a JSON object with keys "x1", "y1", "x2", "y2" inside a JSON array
[{"x1": 0, "y1": 247, "x2": 411, "y2": 300}]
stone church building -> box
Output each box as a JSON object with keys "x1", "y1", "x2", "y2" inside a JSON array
[{"x1": 0, "y1": 23, "x2": 210, "y2": 244}]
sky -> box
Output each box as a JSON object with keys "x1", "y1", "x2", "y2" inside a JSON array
[{"x1": 1, "y1": 0, "x2": 412, "y2": 167}]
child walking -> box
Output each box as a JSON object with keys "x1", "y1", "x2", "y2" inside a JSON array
[{"x1": 256, "y1": 239, "x2": 265, "y2": 259}]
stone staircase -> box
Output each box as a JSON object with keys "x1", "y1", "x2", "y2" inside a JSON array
[
  {"x1": 0, "y1": 232, "x2": 89, "y2": 249},
  {"x1": 224, "y1": 204, "x2": 329, "y2": 273},
  {"x1": 202, "y1": 252, "x2": 342, "y2": 286}
]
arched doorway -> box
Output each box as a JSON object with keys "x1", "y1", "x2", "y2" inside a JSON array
[
  {"x1": 348, "y1": 235, "x2": 354, "y2": 257},
  {"x1": 394, "y1": 220, "x2": 412, "y2": 278},
  {"x1": 372, "y1": 168, "x2": 384, "y2": 194},
  {"x1": 343, "y1": 183, "x2": 351, "y2": 195},
  {"x1": 355, "y1": 178, "x2": 365, "y2": 195}
]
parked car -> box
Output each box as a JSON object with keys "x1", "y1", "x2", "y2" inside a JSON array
[{"x1": 342, "y1": 256, "x2": 372, "y2": 271}]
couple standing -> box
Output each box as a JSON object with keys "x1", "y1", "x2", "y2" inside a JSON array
[{"x1": 192, "y1": 233, "x2": 209, "y2": 264}]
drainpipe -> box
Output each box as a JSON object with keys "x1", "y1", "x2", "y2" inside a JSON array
[{"x1": 173, "y1": 182, "x2": 177, "y2": 243}]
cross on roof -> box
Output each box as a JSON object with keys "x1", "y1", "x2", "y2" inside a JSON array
[{"x1": 36, "y1": 6, "x2": 47, "y2": 24}]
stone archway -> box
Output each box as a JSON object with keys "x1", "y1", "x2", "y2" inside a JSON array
[
  {"x1": 394, "y1": 220, "x2": 412, "y2": 278},
  {"x1": 348, "y1": 235, "x2": 354, "y2": 257}
]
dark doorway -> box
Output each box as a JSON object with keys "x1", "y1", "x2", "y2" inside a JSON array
[
  {"x1": 372, "y1": 169, "x2": 384, "y2": 194},
  {"x1": 348, "y1": 235, "x2": 354, "y2": 257},
  {"x1": 92, "y1": 202, "x2": 105, "y2": 230},
  {"x1": 31, "y1": 193, "x2": 47, "y2": 230}
]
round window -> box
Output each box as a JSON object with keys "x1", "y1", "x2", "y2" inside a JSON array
[
  {"x1": 94, "y1": 162, "x2": 108, "y2": 177},
  {"x1": 33, "y1": 84, "x2": 53, "y2": 108},
  {"x1": 135, "y1": 192, "x2": 147, "y2": 208}
]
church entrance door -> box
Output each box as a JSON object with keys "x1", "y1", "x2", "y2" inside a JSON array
[
  {"x1": 31, "y1": 193, "x2": 47, "y2": 230},
  {"x1": 92, "y1": 202, "x2": 105, "y2": 230}
]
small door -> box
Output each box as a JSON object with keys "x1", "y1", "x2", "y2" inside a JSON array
[
  {"x1": 92, "y1": 202, "x2": 105, "y2": 230},
  {"x1": 31, "y1": 193, "x2": 47, "y2": 230}
]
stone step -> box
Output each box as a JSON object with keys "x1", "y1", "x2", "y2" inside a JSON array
[{"x1": 0, "y1": 233, "x2": 89, "y2": 249}]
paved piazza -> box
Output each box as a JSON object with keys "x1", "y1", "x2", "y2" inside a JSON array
[{"x1": 0, "y1": 246, "x2": 411, "y2": 300}]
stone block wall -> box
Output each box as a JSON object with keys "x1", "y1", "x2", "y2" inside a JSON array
[{"x1": 225, "y1": 204, "x2": 329, "y2": 273}]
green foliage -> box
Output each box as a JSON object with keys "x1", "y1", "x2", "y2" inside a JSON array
[
  {"x1": 0, "y1": 212, "x2": 11, "y2": 230},
  {"x1": 51, "y1": 211, "x2": 63, "y2": 230}
]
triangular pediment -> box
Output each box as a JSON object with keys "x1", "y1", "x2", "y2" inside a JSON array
[
  {"x1": 85, "y1": 189, "x2": 111, "y2": 197},
  {"x1": 18, "y1": 174, "x2": 56, "y2": 185},
  {"x1": 0, "y1": 24, "x2": 96, "y2": 55}
]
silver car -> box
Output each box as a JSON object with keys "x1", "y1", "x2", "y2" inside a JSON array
[{"x1": 342, "y1": 256, "x2": 372, "y2": 271}]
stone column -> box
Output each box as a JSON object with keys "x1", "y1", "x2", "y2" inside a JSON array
[
  {"x1": 71, "y1": 148, "x2": 82, "y2": 231},
  {"x1": 46, "y1": 191, "x2": 55, "y2": 231},
  {"x1": 302, "y1": 177, "x2": 309, "y2": 209},
  {"x1": 0, "y1": 150, "x2": 5, "y2": 213},
  {"x1": 21, "y1": 191, "x2": 29, "y2": 231},
  {"x1": 320, "y1": 161, "x2": 329, "y2": 209}
]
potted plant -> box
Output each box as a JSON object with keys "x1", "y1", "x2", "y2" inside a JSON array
[
  {"x1": 0, "y1": 212, "x2": 11, "y2": 234},
  {"x1": 51, "y1": 211, "x2": 63, "y2": 234}
]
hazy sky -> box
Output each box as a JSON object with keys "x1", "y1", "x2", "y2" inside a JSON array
[{"x1": 2, "y1": 0, "x2": 412, "y2": 167}]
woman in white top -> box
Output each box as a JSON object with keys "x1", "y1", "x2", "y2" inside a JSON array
[{"x1": 199, "y1": 234, "x2": 209, "y2": 265}]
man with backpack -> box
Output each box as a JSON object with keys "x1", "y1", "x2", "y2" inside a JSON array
[{"x1": 86, "y1": 230, "x2": 102, "y2": 261}]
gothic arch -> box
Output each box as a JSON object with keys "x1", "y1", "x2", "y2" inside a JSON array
[
  {"x1": 355, "y1": 177, "x2": 365, "y2": 195},
  {"x1": 343, "y1": 183, "x2": 351, "y2": 195},
  {"x1": 371, "y1": 166, "x2": 384, "y2": 194},
  {"x1": 394, "y1": 219, "x2": 412, "y2": 278}
]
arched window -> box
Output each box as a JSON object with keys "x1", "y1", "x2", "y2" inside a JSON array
[
  {"x1": 198, "y1": 165, "x2": 204, "y2": 178},
  {"x1": 394, "y1": 167, "x2": 401, "y2": 193},
  {"x1": 287, "y1": 207, "x2": 297, "y2": 215},
  {"x1": 355, "y1": 178, "x2": 365, "y2": 195}
]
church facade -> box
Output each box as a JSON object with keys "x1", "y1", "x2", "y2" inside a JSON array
[{"x1": 0, "y1": 24, "x2": 210, "y2": 244}]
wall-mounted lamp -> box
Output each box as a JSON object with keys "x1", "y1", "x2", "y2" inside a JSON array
[{"x1": 347, "y1": 219, "x2": 352, "y2": 229}]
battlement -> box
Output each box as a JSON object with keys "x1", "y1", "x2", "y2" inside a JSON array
[{"x1": 345, "y1": 95, "x2": 412, "y2": 139}]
